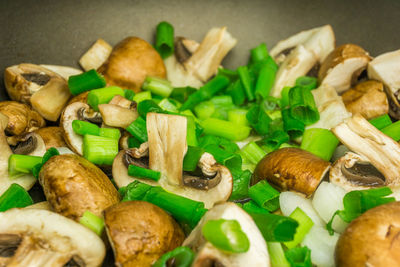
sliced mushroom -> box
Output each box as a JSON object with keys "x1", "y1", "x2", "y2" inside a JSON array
[
  {"x1": 183, "y1": 202, "x2": 270, "y2": 267},
  {"x1": 335, "y1": 201, "x2": 400, "y2": 266},
  {"x1": 341, "y1": 80, "x2": 388, "y2": 119},
  {"x1": 68, "y1": 91, "x2": 89, "y2": 105},
  {"x1": 36, "y1": 127, "x2": 67, "y2": 149},
  {"x1": 39, "y1": 154, "x2": 120, "y2": 221},
  {"x1": 98, "y1": 103, "x2": 138, "y2": 129},
  {"x1": 318, "y1": 44, "x2": 371, "y2": 94},
  {"x1": 104, "y1": 201, "x2": 184, "y2": 267},
  {"x1": 367, "y1": 49, "x2": 400, "y2": 119},
  {"x1": 0, "y1": 101, "x2": 45, "y2": 136},
  {"x1": 330, "y1": 114, "x2": 400, "y2": 194},
  {"x1": 253, "y1": 147, "x2": 331, "y2": 197},
  {"x1": 24, "y1": 201, "x2": 51, "y2": 210},
  {"x1": 79, "y1": 38, "x2": 113, "y2": 71},
  {"x1": 39, "y1": 64, "x2": 83, "y2": 80},
  {"x1": 98, "y1": 37, "x2": 166, "y2": 92},
  {"x1": 7, "y1": 132, "x2": 46, "y2": 156},
  {"x1": 4, "y1": 63, "x2": 71, "y2": 121},
  {"x1": 0, "y1": 208, "x2": 105, "y2": 267}
]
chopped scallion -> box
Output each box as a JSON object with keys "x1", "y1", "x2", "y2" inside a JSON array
[
  {"x1": 248, "y1": 180, "x2": 280, "y2": 212},
  {"x1": 142, "y1": 76, "x2": 173, "y2": 98},
  {"x1": 68, "y1": 69, "x2": 106, "y2": 96},
  {"x1": 87, "y1": 86, "x2": 125, "y2": 111},
  {"x1": 83, "y1": 135, "x2": 119, "y2": 165},
  {"x1": 0, "y1": 183, "x2": 33, "y2": 212},
  {"x1": 79, "y1": 210, "x2": 105, "y2": 236},
  {"x1": 155, "y1": 21, "x2": 174, "y2": 59}
]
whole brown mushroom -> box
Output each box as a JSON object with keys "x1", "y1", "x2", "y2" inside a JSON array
[
  {"x1": 104, "y1": 201, "x2": 185, "y2": 267},
  {"x1": 98, "y1": 37, "x2": 166, "y2": 92},
  {"x1": 335, "y1": 201, "x2": 400, "y2": 266}
]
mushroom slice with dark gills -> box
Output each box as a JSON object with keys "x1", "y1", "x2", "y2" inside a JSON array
[
  {"x1": 4, "y1": 63, "x2": 71, "y2": 121},
  {"x1": 367, "y1": 49, "x2": 400, "y2": 120},
  {"x1": 98, "y1": 95, "x2": 139, "y2": 129},
  {"x1": 36, "y1": 127, "x2": 67, "y2": 149},
  {"x1": 183, "y1": 202, "x2": 270, "y2": 267},
  {"x1": 332, "y1": 114, "x2": 400, "y2": 195},
  {"x1": 112, "y1": 113, "x2": 233, "y2": 209},
  {"x1": 0, "y1": 208, "x2": 105, "y2": 267}
]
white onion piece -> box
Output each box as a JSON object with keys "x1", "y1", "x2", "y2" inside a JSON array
[
  {"x1": 56, "y1": 147, "x2": 75, "y2": 155},
  {"x1": 279, "y1": 191, "x2": 324, "y2": 226},
  {"x1": 302, "y1": 226, "x2": 339, "y2": 267},
  {"x1": 312, "y1": 182, "x2": 348, "y2": 233}
]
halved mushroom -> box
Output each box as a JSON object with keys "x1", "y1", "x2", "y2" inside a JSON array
[
  {"x1": 183, "y1": 202, "x2": 270, "y2": 267},
  {"x1": 7, "y1": 132, "x2": 46, "y2": 156},
  {"x1": 270, "y1": 25, "x2": 335, "y2": 97},
  {"x1": 0, "y1": 101, "x2": 45, "y2": 136},
  {"x1": 318, "y1": 44, "x2": 371, "y2": 94},
  {"x1": 79, "y1": 39, "x2": 113, "y2": 71},
  {"x1": 36, "y1": 127, "x2": 67, "y2": 149},
  {"x1": 367, "y1": 49, "x2": 400, "y2": 119},
  {"x1": 335, "y1": 201, "x2": 400, "y2": 266},
  {"x1": 104, "y1": 201, "x2": 184, "y2": 267},
  {"x1": 253, "y1": 147, "x2": 331, "y2": 197},
  {"x1": 61, "y1": 102, "x2": 102, "y2": 155},
  {"x1": 98, "y1": 95, "x2": 138, "y2": 128},
  {"x1": 331, "y1": 114, "x2": 400, "y2": 195},
  {"x1": 4, "y1": 63, "x2": 71, "y2": 121},
  {"x1": 39, "y1": 154, "x2": 120, "y2": 221},
  {"x1": 0, "y1": 208, "x2": 105, "y2": 267},
  {"x1": 98, "y1": 37, "x2": 166, "y2": 92},
  {"x1": 341, "y1": 80, "x2": 388, "y2": 119}
]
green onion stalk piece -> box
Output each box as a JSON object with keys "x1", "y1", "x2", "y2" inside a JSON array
[
  {"x1": 237, "y1": 65, "x2": 254, "y2": 101},
  {"x1": 8, "y1": 154, "x2": 42, "y2": 177},
  {"x1": 79, "y1": 210, "x2": 105, "y2": 236},
  {"x1": 300, "y1": 128, "x2": 339, "y2": 161},
  {"x1": 0, "y1": 183, "x2": 33, "y2": 212},
  {"x1": 217, "y1": 67, "x2": 238, "y2": 82},
  {"x1": 242, "y1": 200, "x2": 270, "y2": 214},
  {"x1": 228, "y1": 109, "x2": 250, "y2": 126},
  {"x1": 170, "y1": 86, "x2": 197, "y2": 103},
  {"x1": 83, "y1": 135, "x2": 119, "y2": 165},
  {"x1": 381, "y1": 120, "x2": 400, "y2": 141},
  {"x1": 285, "y1": 246, "x2": 312, "y2": 267},
  {"x1": 142, "y1": 76, "x2": 173, "y2": 98},
  {"x1": 137, "y1": 100, "x2": 165, "y2": 118},
  {"x1": 152, "y1": 246, "x2": 195, "y2": 267},
  {"x1": 248, "y1": 180, "x2": 280, "y2": 212},
  {"x1": 72, "y1": 120, "x2": 120, "y2": 139},
  {"x1": 185, "y1": 116, "x2": 199, "y2": 147},
  {"x1": 240, "y1": 141, "x2": 266, "y2": 165},
  {"x1": 155, "y1": 21, "x2": 174, "y2": 59},
  {"x1": 98, "y1": 128, "x2": 121, "y2": 140},
  {"x1": 133, "y1": 91, "x2": 152, "y2": 103},
  {"x1": 284, "y1": 207, "x2": 314, "y2": 249},
  {"x1": 246, "y1": 105, "x2": 272, "y2": 135},
  {"x1": 229, "y1": 169, "x2": 252, "y2": 201},
  {"x1": 250, "y1": 43, "x2": 269, "y2": 64},
  {"x1": 124, "y1": 89, "x2": 135, "y2": 101},
  {"x1": 126, "y1": 117, "x2": 148, "y2": 143},
  {"x1": 255, "y1": 65, "x2": 277, "y2": 100},
  {"x1": 263, "y1": 130, "x2": 290, "y2": 151},
  {"x1": 295, "y1": 76, "x2": 318, "y2": 90},
  {"x1": 368, "y1": 114, "x2": 392, "y2": 129},
  {"x1": 68, "y1": 69, "x2": 106, "y2": 96},
  {"x1": 202, "y1": 219, "x2": 250, "y2": 253},
  {"x1": 199, "y1": 135, "x2": 239, "y2": 154},
  {"x1": 202, "y1": 144, "x2": 242, "y2": 170},
  {"x1": 127, "y1": 136, "x2": 141, "y2": 148},
  {"x1": 267, "y1": 242, "x2": 291, "y2": 267},
  {"x1": 158, "y1": 98, "x2": 179, "y2": 113},
  {"x1": 87, "y1": 86, "x2": 125, "y2": 111},
  {"x1": 280, "y1": 86, "x2": 292, "y2": 108},
  {"x1": 289, "y1": 86, "x2": 320, "y2": 125},
  {"x1": 226, "y1": 80, "x2": 246, "y2": 106},
  {"x1": 201, "y1": 118, "x2": 251, "y2": 141},
  {"x1": 194, "y1": 101, "x2": 215, "y2": 120},
  {"x1": 183, "y1": 146, "x2": 205, "y2": 172},
  {"x1": 32, "y1": 147, "x2": 60, "y2": 179},
  {"x1": 282, "y1": 108, "x2": 305, "y2": 139},
  {"x1": 210, "y1": 95, "x2": 234, "y2": 109},
  {"x1": 128, "y1": 164, "x2": 161, "y2": 181}
]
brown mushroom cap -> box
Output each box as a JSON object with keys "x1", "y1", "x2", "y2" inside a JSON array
[
  {"x1": 253, "y1": 147, "x2": 331, "y2": 197},
  {"x1": 104, "y1": 201, "x2": 184, "y2": 267},
  {"x1": 36, "y1": 127, "x2": 67, "y2": 149},
  {"x1": 342, "y1": 80, "x2": 388, "y2": 119},
  {"x1": 39, "y1": 154, "x2": 120, "y2": 221},
  {"x1": 0, "y1": 101, "x2": 45, "y2": 136},
  {"x1": 98, "y1": 37, "x2": 166, "y2": 93},
  {"x1": 335, "y1": 201, "x2": 400, "y2": 266}
]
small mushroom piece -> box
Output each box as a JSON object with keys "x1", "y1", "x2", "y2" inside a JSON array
[
  {"x1": 7, "y1": 132, "x2": 46, "y2": 156},
  {"x1": 104, "y1": 201, "x2": 184, "y2": 267},
  {"x1": 318, "y1": 44, "x2": 371, "y2": 94},
  {"x1": 183, "y1": 202, "x2": 270, "y2": 267},
  {"x1": 367, "y1": 49, "x2": 400, "y2": 119},
  {"x1": 253, "y1": 147, "x2": 331, "y2": 197},
  {"x1": 98, "y1": 104, "x2": 138, "y2": 129},
  {"x1": 0, "y1": 101, "x2": 45, "y2": 136},
  {"x1": 0, "y1": 208, "x2": 105, "y2": 267},
  {"x1": 98, "y1": 37, "x2": 166, "y2": 93},
  {"x1": 39, "y1": 64, "x2": 83, "y2": 80},
  {"x1": 79, "y1": 38, "x2": 113, "y2": 71},
  {"x1": 39, "y1": 154, "x2": 120, "y2": 221},
  {"x1": 342, "y1": 80, "x2": 388, "y2": 119},
  {"x1": 335, "y1": 201, "x2": 400, "y2": 266},
  {"x1": 68, "y1": 91, "x2": 89, "y2": 105},
  {"x1": 36, "y1": 127, "x2": 67, "y2": 149},
  {"x1": 4, "y1": 63, "x2": 71, "y2": 121}
]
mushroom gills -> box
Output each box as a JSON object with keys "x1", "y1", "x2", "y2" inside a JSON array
[
  {"x1": 0, "y1": 234, "x2": 21, "y2": 258},
  {"x1": 182, "y1": 168, "x2": 221, "y2": 190},
  {"x1": 77, "y1": 107, "x2": 102, "y2": 125},
  {"x1": 341, "y1": 162, "x2": 385, "y2": 186},
  {"x1": 21, "y1": 73, "x2": 51, "y2": 86},
  {"x1": 9, "y1": 134, "x2": 37, "y2": 155}
]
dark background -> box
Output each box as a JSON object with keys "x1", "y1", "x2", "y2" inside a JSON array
[{"x1": 1, "y1": 0, "x2": 400, "y2": 101}]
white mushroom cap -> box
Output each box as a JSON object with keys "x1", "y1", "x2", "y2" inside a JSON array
[
  {"x1": 0, "y1": 208, "x2": 105, "y2": 267},
  {"x1": 183, "y1": 202, "x2": 270, "y2": 267}
]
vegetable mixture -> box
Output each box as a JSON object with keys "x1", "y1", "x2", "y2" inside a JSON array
[{"x1": 1, "y1": 21, "x2": 400, "y2": 267}]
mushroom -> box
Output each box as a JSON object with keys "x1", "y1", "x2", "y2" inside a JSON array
[
  {"x1": 342, "y1": 80, "x2": 388, "y2": 119},
  {"x1": 269, "y1": 25, "x2": 335, "y2": 97},
  {"x1": 183, "y1": 202, "x2": 270, "y2": 267},
  {"x1": 0, "y1": 208, "x2": 105, "y2": 267},
  {"x1": 367, "y1": 49, "x2": 400, "y2": 119},
  {"x1": 39, "y1": 154, "x2": 120, "y2": 221},
  {"x1": 60, "y1": 102, "x2": 102, "y2": 155},
  {"x1": 0, "y1": 101, "x2": 45, "y2": 136},
  {"x1": 7, "y1": 132, "x2": 46, "y2": 156},
  {"x1": 39, "y1": 64, "x2": 83, "y2": 80},
  {"x1": 98, "y1": 37, "x2": 166, "y2": 92},
  {"x1": 4, "y1": 63, "x2": 71, "y2": 121},
  {"x1": 252, "y1": 147, "x2": 331, "y2": 197},
  {"x1": 36, "y1": 127, "x2": 67, "y2": 149},
  {"x1": 318, "y1": 44, "x2": 371, "y2": 94},
  {"x1": 112, "y1": 113, "x2": 233, "y2": 208},
  {"x1": 331, "y1": 114, "x2": 400, "y2": 194},
  {"x1": 68, "y1": 91, "x2": 89, "y2": 105},
  {"x1": 79, "y1": 38, "x2": 113, "y2": 71},
  {"x1": 335, "y1": 201, "x2": 400, "y2": 266},
  {"x1": 104, "y1": 201, "x2": 184, "y2": 267},
  {"x1": 98, "y1": 95, "x2": 138, "y2": 128}
]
